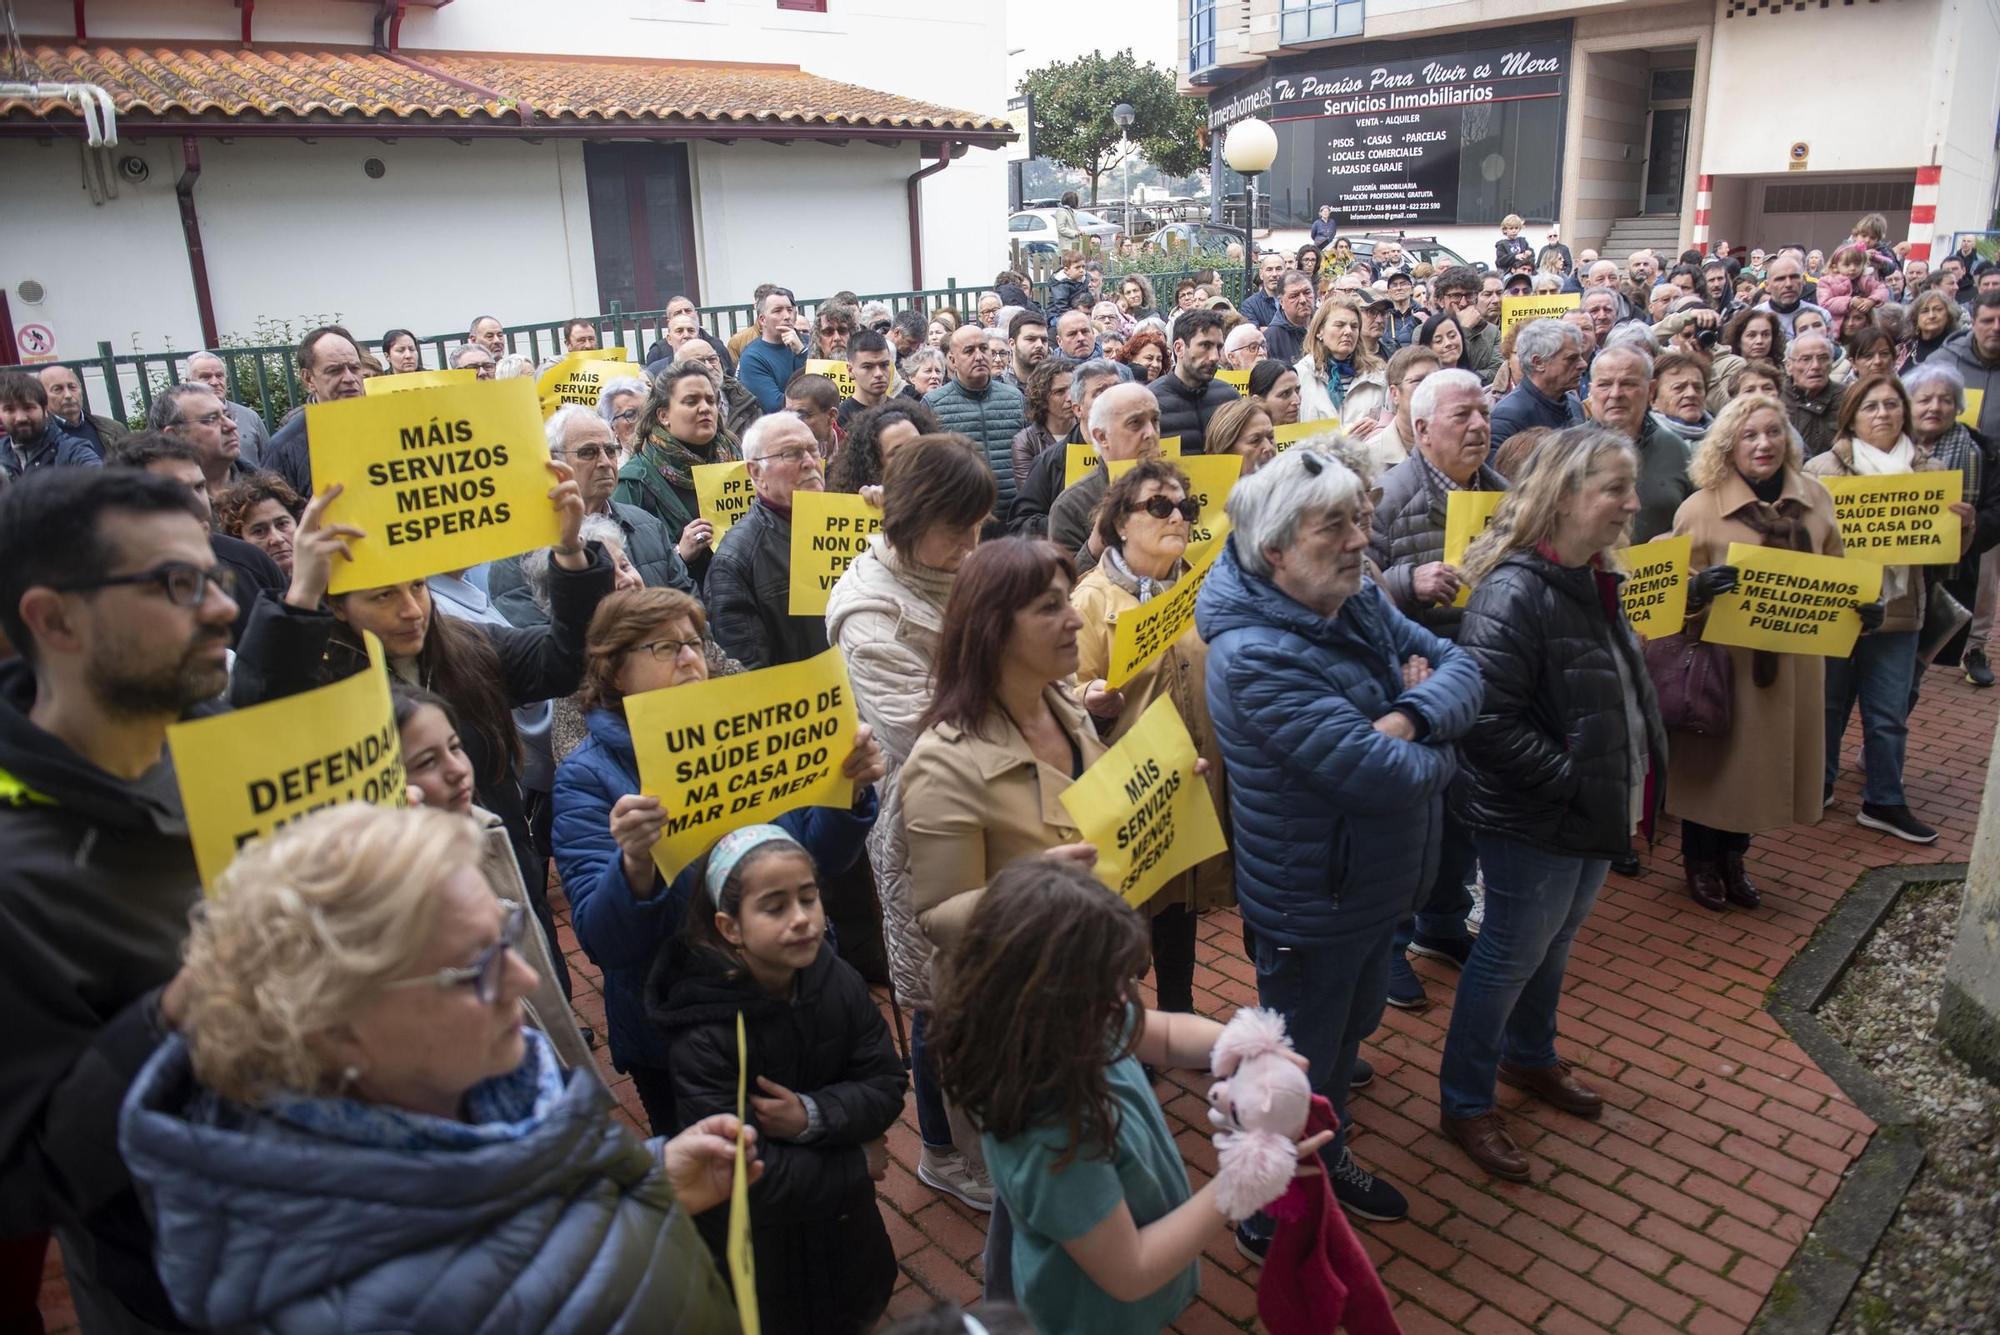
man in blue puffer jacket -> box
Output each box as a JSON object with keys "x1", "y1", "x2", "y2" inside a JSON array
[{"x1": 1195, "y1": 444, "x2": 1481, "y2": 1241}]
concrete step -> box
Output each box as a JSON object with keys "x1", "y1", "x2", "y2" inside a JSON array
[{"x1": 1603, "y1": 214, "x2": 1684, "y2": 258}]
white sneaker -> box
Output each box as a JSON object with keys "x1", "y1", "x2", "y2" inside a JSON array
[
  {"x1": 917, "y1": 1145, "x2": 995, "y2": 1212},
  {"x1": 1466, "y1": 867, "x2": 1486, "y2": 933}
]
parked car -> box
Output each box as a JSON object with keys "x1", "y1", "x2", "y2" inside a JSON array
[
  {"x1": 1142, "y1": 221, "x2": 1245, "y2": 256},
  {"x1": 1345, "y1": 233, "x2": 1471, "y2": 273},
  {"x1": 1007, "y1": 208, "x2": 1123, "y2": 254}
]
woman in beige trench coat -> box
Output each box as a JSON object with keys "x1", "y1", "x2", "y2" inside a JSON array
[{"x1": 1665, "y1": 394, "x2": 1844, "y2": 913}]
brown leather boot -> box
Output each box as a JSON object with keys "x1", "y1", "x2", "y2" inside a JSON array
[
  {"x1": 1499, "y1": 1058, "x2": 1605, "y2": 1118},
  {"x1": 1440, "y1": 1110, "x2": 1531, "y2": 1181},
  {"x1": 1720, "y1": 849, "x2": 1761, "y2": 909},
  {"x1": 1686, "y1": 855, "x2": 1729, "y2": 911}
]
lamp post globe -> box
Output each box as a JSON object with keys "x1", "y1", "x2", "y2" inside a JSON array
[{"x1": 1222, "y1": 119, "x2": 1278, "y2": 303}]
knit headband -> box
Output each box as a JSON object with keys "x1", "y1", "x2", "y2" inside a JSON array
[{"x1": 704, "y1": 824, "x2": 803, "y2": 905}]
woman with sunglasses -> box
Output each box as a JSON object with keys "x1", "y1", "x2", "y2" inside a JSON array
[
  {"x1": 551, "y1": 586, "x2": 884, "y2": 1136},
  {"x1": 1069, "y1": 460, "x2": 1234, "y2": 1016},
  {"x1": 119, "y1": 804, "x2": 748, "y2": 1334}
]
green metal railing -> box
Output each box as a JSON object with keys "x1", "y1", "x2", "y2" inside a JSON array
[{"x1": 4, "y1": 270, "x2": 1226, "y2": 430}]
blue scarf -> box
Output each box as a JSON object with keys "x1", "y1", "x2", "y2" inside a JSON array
[
  {"x1": 264, "y1": 1028, "x2": 568, "y2": 1153},
  {"x1": 1325, "y1": 358, "x2": 1356, "y2": 408}
]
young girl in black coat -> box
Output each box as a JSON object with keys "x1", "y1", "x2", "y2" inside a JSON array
[{"x1": 654, "y1": 824, "x2": 905, "y2": 1335}]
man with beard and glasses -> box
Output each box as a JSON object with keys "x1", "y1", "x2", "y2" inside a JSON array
[{"x1": 0, "y1": 467, "x2": 240, "y2": 1333}]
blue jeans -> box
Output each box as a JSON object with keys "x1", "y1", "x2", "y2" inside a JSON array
[
  {"x1": 1439, "y1": 834, "x2": 1609, "y2": 1120},
  {"x1": 909, "y1": 1011, "x2": 952, "y2": 1150},
  {"x1": 1825, "y1": 629, "x2": 1918, "y2": 807},
  {"x1": 1392, "y1": 806, "x2": 1477, "y2": 955}
]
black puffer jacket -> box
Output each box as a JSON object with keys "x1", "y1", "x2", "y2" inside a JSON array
[
  {"x1": 706, "y1": 499, "x2": 830, "y2": 670},
  {"x1": 1149, "y1": 371, "x2": 1240, "y2": 454},
  {"x1": 1454, "y1": 550, "x2": 1667, "y2": 858}
]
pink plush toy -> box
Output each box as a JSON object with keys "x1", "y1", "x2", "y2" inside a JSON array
[{"x1": 1207, "y1": 1007, "x2": 1315, "y2": 1221}]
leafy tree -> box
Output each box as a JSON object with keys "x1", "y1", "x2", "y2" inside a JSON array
[{"x1": 1018, "y1": 50, "x2": 1209, "y2": 204}]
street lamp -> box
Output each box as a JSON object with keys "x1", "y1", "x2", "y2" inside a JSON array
[
  {"x1": 1112, "y1": 102, "x2": 1135, "y2": 243},
  {"x1": 1222, "y1": 118, "x2": 1278, "y2": 304}
]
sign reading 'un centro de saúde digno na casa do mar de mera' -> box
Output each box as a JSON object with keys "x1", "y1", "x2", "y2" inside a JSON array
[{"x1": 1207, "y1": 32, "x2": 1568, "y2": 227}]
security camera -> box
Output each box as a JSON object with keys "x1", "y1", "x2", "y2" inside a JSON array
[{"x1": 118, "y1": 155, "x2": 150, "y2": 182}]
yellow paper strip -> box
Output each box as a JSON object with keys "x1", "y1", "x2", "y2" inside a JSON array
[
  {"x1": 1961, "y1": 388, "x2": 1985, "y2": 430},
  {"x1": 693, "y1": 460, "x2": 755, "y2": 543},
  {"x1": 1701, "y1": 542, "x2": 1884, "y2": 658},
  {"x1": 728, "y1": 1011, "x2": 761, "y2": 1335},
  {"x1": 363, "y1": 368, "x2": 477, "y2": 396},
  {"x1": 1059, "y1": 696, "x2": 1230, "y2": 908},
  {"x1": 1618, "y1": 535, "x2": 1692, "y2": 638},
  {"x1": 1273, "y1": 419, "x2": 1340, "y2": 449},
  {"x1": 1816, "y1": 471, "x2": 1961, "y2": 565},
  {"x1": 788, "y1": 490, "x2": 882, "y2": 616},
  {"x1": 1442, "y1": 490, "x2": 1508, "y2": 606},
  {"x1": 309, "y1": 378, "x2": 562, "y2": 594},
  {"x1": 1105, "y1": 516, "x2": 1233, "y2": 689},
  {"x1": 624, "y1": 646, "x2": 860, "y2": 879},
  {"x1": 167, "y1": 632, "x2": 405, "y2": 889},
  {"x1": 1215, "y1": 367, "x2": 1252, "y2": 389}
]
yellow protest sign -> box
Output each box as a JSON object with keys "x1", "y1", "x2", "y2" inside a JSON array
[
  {"x1": 1818, "y1": 471, "x2": 1962, "y2": 564},
  {"x1": 1500, "y1": 293, "x2": 1580, "y2": 335},
  {"x1": 804, "y1": 358, "x2": 855, "y2": 399},
  {"x1": 624, "y1": 646, "x2": 860, "y2": 879},
  {"x1": 693, "y1": 460, "x2": 755, "y2": 542},
  {"x1": 1104, "y1": 516, "x2": 1233, "y2": 689},
  {"x1": 729, "y1": 1011, "x2": 761, "y2": 1335},
  {"x1": 363, "y1": 368, "x2": 476, "y2": 396},
  {"x1": 1443, "y1": 489, "x2": 1508, "y2": 606},
  {"x1": 1065, "y1": 435, "x2": 1182, "y2": 489},
  {"x1": 168, "y1": 632, "x2": 404, "y2": 888},
  {"x1": 788, "y1": 489, "x2": 882, "y2": 616},
  {"x1": 1273, "y1": 419, "x2": 1340, "y2": 450},
  {"x1": 1619, "y1": 535, "x2": 1691, "y2": 638},
  {"x1": 1701, "y1": 542, "x2": 1884, "y2": 658},
  {"x1": 536, "y1": 352, "x2": 634, "y2": 419},
  {"x1": 1059, "y1": 696, "x2": 1229, "y2": 908},
  {"x1": 1962, "y1": 388, "x2": 1985, "y2": 430},
  {"x1": 1108, "y1": 453, "x2": 1242, "y2": 550},
  {"x1": 1216, "y1": 367, "x2": 1252, "y2": 390},
  {"x1": 309, "y1": 378, "x2": 561, "y2": 595}
]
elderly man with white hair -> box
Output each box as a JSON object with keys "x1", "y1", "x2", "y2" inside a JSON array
[
  {"x1": 1223, "y1": 320, "x2": 1268, "y2": 370},
  {"x1": 1048, "y1": 380, "x2": 1161, "y2": 563},
  {"x1": 487, "y1": 404, "x2": 695, "y2": 628},
  {"x1": 1783, "y1": 331, "x2": 1843, "y2": 458},
  {"x1": 183, "y1": 351, "x2": 271, "y2": 464},
  {"x1": 1369, "y1": 366, "x2": 1504, "y2": 1007},
  {"x1": 1196, "y1": 442, "x2": 1480, "y2": 1237},
  {"x1": 1490, "y1": 318, "x2": 1587, "y2": 447},
  {"x1": 1586, "y1": 341, "x2": 1692, "y2": 543},
  {"x1": 704, "y1": 411, "x2": 828, "y2": 669}
]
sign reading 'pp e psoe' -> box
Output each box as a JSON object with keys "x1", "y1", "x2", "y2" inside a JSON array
[
  {"x1": 693, "y1": 460, "x2": 754, "y2": 542},
  {"x1": 788, "y1": 489, "x2": 882, "y2": 617},
  {"x1": 168, "y1": 632, "x2": 405, "y2": 889},
  {"x1": 309, "y1": 378, "x2": 561, "y2": 594}
]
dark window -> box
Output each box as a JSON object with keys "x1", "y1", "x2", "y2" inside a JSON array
[
  {"x1": 1189, "y1": 0, "x2": 1218, "y2": 73},
  {"x1": 1280, "y1": 0, "x2": 1364, "y2": 47},
  {"x1": 583, "y1": 142, "x2": 699, "y2": 311},
  {"x1": 1764, "y1": 181, "x2": 1916, "y2": 214}
]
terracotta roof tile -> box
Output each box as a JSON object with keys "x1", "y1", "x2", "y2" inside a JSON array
[{"x1": 0, "y1": 44, "x2": 1011, "y2": 137}]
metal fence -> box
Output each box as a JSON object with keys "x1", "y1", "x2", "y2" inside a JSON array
[{"x1": 5, "y1": 269, "x2": 1225, "y2": 431}]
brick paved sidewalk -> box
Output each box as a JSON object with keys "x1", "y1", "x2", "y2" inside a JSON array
[{"x1": 37, "y1": 662, "x2": 1996, "y2": 1332}]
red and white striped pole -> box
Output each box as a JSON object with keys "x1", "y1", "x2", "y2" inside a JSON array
[
  {"x1": 1907, "y1": 165, "x2": 1942, "y2": 261},
  {"x1": 1692, "y1": 175, "x2": 1712, "y2": 255}
]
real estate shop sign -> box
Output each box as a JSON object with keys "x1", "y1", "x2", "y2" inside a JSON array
[{"x1": 1209, "y1": 32, "x2": 1569, "y2": 226}]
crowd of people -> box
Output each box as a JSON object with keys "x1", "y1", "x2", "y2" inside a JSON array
[{"x1": 2, "y1": 206, "x2": 1998, "y2": 1335}]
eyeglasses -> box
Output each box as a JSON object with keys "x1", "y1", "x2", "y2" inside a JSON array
[
  {"x1": 1129, "y1": 495, "x2": 1200, "y2": 522},
  {"x1": 561, "y1": 445, "x2": 615, "y2": 463},
  {"x1": 174, "y1": 411, "x2": 230, "y2": 428},
  {"x1": 384, "y1": 902, "x2": 525, "y2": 1006},
  {"x1": 612, "y1": 409, "x2": 640, "y2": 425},
  {"x1": 870, "y1": 321, "x2": 893, "y2": 333},
  {"x1": 638, "y1": 636, "x2": 705, "y2": 661},
  {"x1": 52, "y1": 561, "x2": 237, "y2": 607},
  {"x1": 753, "y1": 446, "x2": 821, "y2": 467}
]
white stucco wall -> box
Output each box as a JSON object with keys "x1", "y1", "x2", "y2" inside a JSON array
[{"x1": 4, "y1": 0, "x2": 1011, "y2": 355}]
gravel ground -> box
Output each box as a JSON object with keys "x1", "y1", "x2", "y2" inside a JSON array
[{"x1": 1820, "y1": 880, "x2": 2000, "y2": 1335}]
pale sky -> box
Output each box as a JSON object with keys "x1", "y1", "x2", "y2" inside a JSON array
[{"x1": 1004, "y1": 0, "x2": 1179, "y2": 92}]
